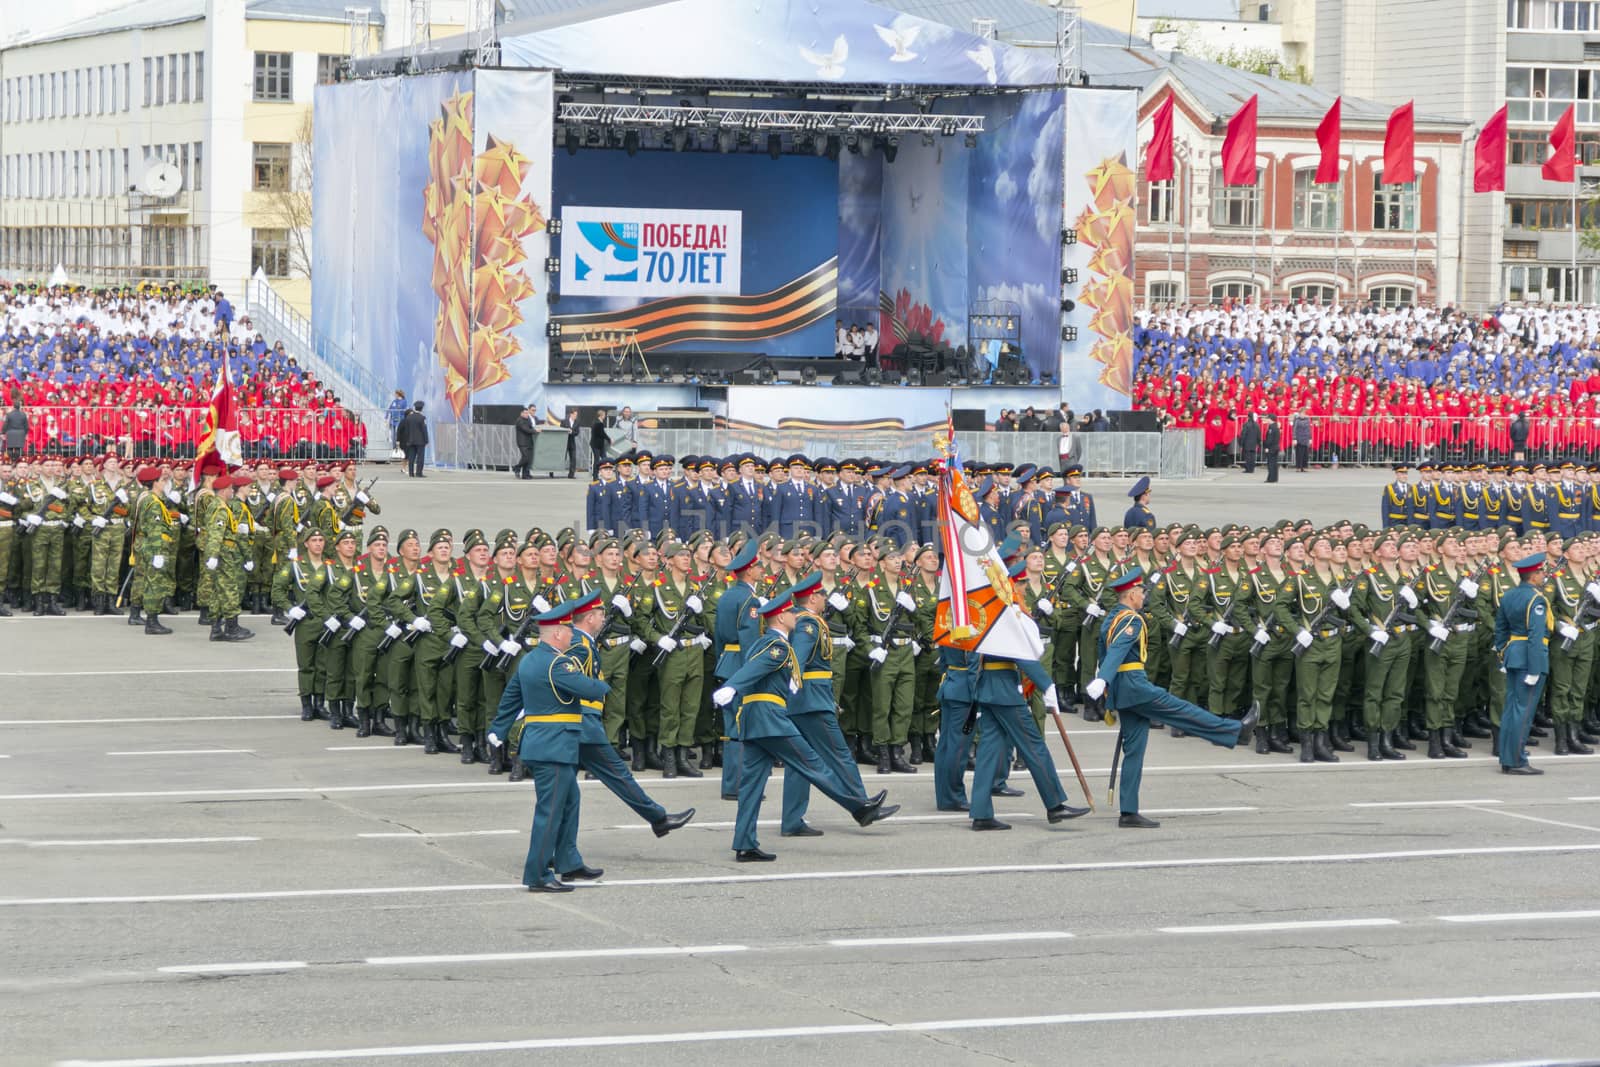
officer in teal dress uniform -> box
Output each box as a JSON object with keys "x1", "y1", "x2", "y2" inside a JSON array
[
  {"x1": 712, "y1": 592, "x2": 899, "y2": 861},
  {"x1": 487, "y1": 595, "x2": 612, "y2": 893},
  {"x1": 713, "y1": 540, "x2": 766, "y2": 799},
  {"x1": 1494, "y1": 552, "x2": 1552, "y2": 775},
  {"x1": 1123, "y1": 476, "x2": 1157, "y2": 531},
  {"x1": 933, "y1": 644, "x2": 981, "y2": 811},
  {"x1": 1087, "y1": 567, "x2": 1257, "y2": 828}
]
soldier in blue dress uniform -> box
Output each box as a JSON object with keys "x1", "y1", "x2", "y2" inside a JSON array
[
  {"x1": 712, "y1": 592, "x2": 899, "y2": 860},
  {"x1": 1059, "y1": 463, "x2": 1096, "y2": 530},
  {"x1": 1123, "y1": 475, "x2": 1156, "y2": 532},
  {"x1": 1380, "y1": 464, "x2": 1411, "y2": 528},
  {"x1": 1494, "y1": 551, "x2": 1552, "y2": 775},
  {"x1": 1085, "y1": 567, "x2": 1257, "y2": 828}
]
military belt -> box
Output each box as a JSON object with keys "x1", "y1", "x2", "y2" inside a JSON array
[
  {"x1": 801, "y1": 670, "x2": 831, "y2": 680},
  {"x1": 1117, "y1": 662, "x2": 1144, "y2": 672},
  {"x1": 520, "y1": 713, "x2": 582, "y2": 724},
  {"x1": 604, "y1": 636, "x2": 632, "y2": 648},
  {"x1": 579, "y1": 699, "x2": 603, "y2": 711}
]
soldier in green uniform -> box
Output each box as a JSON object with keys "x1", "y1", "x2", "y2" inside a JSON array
[
  {"x1": 1244, "y1": 527, "x2": 1296, "y2": 753},
  {"x1": 1543, "y1": 533, "x2": 1597, "y2": 756},
  {"x1": 332, "y1": 463, "x2": 380, "y2": 544},
  {"x1": 272, "y1": 526, "x2": 331, "y2": 718},
  {"x1": 1203, "y1": 533, "x2": 1252, "y2": 717},
  {"x1": 1355, "y1": 531, "x2": 1415, "y2": 760},
  {"x1": 1282, "y1": 532, "x2": 1348, "y2": 762},
  {"x1": 1012, "y1": 546, "x2": 1056, "y2": 740},
  {"x1": 268, "y1": 466, "x2": 304, "y2": 625},
  {"x1": 448, "y1": 529, "x2": 494, "y2": 758},
  {"x1": 199, "y1": 474, "x2": 254, "y2": 642},
  {"x1": 347, "y1": 526, "x2": 396, "y2": 737},
  {"x1": 839, "y1": 541, "x2": 876, "y2": 762},
  {"x1": 0, "y1": 458, "x2": 17, "y2": 615},
  {"x1": 854, "y1": 540, "x2": 919, "y2": 774},
  {"x1": 66, "y1": 457, "x2": 92, "y2": 610},
  {"x1": 1041, "y1": 523, "x2": 1081, "y2": 700},
  {"x1": 412, "y1": 528, "x2": 463, "y2": 755},
  {"x1": 318, "y1": 527, "x2": 361, "y2": 729},
  {"x1": 907, "y1": 543, "x2": 944, "y2": 763},
  {"x1": 239, "y1": 462, "x2": 278, "y2": 615},
  {"x1": 20, "y1": 455, "x2": 73, "y2": 615},
  {"x1": 380, "y1": 529, "x2": 429, "y2": 746},
  {"x1": 1418, "y1": 531, "x2": 1479, "y2": 759},
  {"x1": 1069, "y1": 527, "x2": 1120, "y2": 720},
  {"x1": 130, "y1": 465, "x2": 180, "y2": 634},
  {"x1": 640, "y1": 541, "x2": 710, "y2": 777},
  {"x1": 580, "y1": 537, "x2": 643, "y2": 754},
  {"x1": 1162, "y1": 527, "x2": 1211, "y2": 710},
  {"x1": 191, "y1": 471, "x2": 222, "y2": 626},
  {"x1": 468, "y1": 532, "x2": 525, "y2": 766},
  {"x1": 85, "y1": 454, "x2": 134, "y2": 615},
  {"x1": 622, "y1": 538, "x2": 664, "y2": 770}
]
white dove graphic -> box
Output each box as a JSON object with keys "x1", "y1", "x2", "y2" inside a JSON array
[
  {"x1": 966, "y1": 43, "x2": 998, "y2": 86},
  {"x1": 800, "y1": 34, "x2": 849, "y2": 79},
  {"x1": 874, "y1": 23, "x2": 919, "y2": 61}
]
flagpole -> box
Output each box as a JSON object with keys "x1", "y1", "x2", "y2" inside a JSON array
[{"x1": 1573, "y1": 172, "x2": 1580, "y2": 303}]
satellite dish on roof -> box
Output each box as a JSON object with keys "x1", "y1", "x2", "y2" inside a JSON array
[{"x1": 139, "y1": 162, "x2": 182, "y2": 198}]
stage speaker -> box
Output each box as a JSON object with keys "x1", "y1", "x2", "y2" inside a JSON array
[
  {"x1": 951, "y1": 408, "x2": 985, "y2": 433},
  {"x1": 1108, "y1": 410, "x2": 1159, "y2": 433},
  {"x1": 471, "y1": 405, "x2": 520, "y2": 426}
]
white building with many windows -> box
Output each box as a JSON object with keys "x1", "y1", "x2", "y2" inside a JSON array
[{"x1": 0, "y1": 0, "x2": 465, "y2": 313}]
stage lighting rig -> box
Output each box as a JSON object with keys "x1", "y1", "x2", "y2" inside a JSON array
[
  {"x1": 1061, "y1": 227, "x2": 1077, "y2": 246},
  {"x1": 1061, "y1": 326, "x2": 1078, "y2": 342},
  {"x1": 1062, "y1": 268, "x2": 1078, "y2": 284}
]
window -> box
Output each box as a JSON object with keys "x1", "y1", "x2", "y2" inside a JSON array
[
  {"x1": 144, "y1": 58, "x2": 152, "y2": 107},
  {"x1": 1508, "y1": 0, "x2": 1600, "y2": 30},
  {"x1": 1507, "y1": 265, "x2": 1527, "y2": 301},
  {"x1": 1148, "y1": 179, "x2": 1175, "y2": 224},
  {"x1": 1210, "y1": 281, "x2": 1258, "y2": 303},
  {"x1": 1373, "y1": 179, "x2": 1418, "y2": 231},
  {"x1": 251, "y1": 143, "x2": 291, "y2": 191},
  {"x1": 1368, "y1": 285, "x2": 1416, "y2": 308},
  {"x1": 317, "y1": 54, "x2": 345, "y2": 85},
  {"x1": 72, "y1": 69, "x2": 80, "y2": 116},
  {"x1": 253, "y1": 52, "x2": 293, "y2": 102},
  {"x1": 1505, "y1": 64, "x2": 1600, "y2": 124},
  {"x1": 252, "y1": 228, "x2": 291, "y2": 277},
  {"x1": 194, "y1": 53, "x2": 203, "y2": 102},
  {"x1": 192, "y1": 142, "x2": 203, "y2": 191},
  {"x1": 123, "y1": 63, "x2": 131, "y2": 111},
  {"x1": 167, "y1": 54, "x2": 177, "y2": 103},
  {"x1": 154, "y1": 55, "x2": 164, "y2": 107},
  {"x1": 1289, "y1": 284, "x2": 1337, "y2": 304},
  {"x1": 1148, "y1": 280, "x2": 1181, "y2": 304},
  {"x1": 1210, "y1": 167, "x2": 1262, "y2": 227},
  {"x1": 99, "y1": 66, "x2": 108, "y2": 113},
  {"x1": 1292, "y1": 169, "x2": 1340, "y2": 231},
  {"x1": 181, "y1": 53, "x2": 190, "y2": 102}
]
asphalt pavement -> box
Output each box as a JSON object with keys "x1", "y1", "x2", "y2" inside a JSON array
[{"x1": 3, "y1": 465, "x2": 1599, "y2": 1067}]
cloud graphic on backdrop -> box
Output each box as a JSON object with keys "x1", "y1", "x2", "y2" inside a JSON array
[
  {"x1": 1026, "y1": 111, "x2": 1062, "y2": 242},
  {"x1": 800, "y1": 34, "x2": 849, "y2": 79},
  {"x1": 966, "y1": 44, "x2": 998, "y2": 86},
  {"x1": 874, "y1": 22, "x2": 920, "y2": 61},
  {"x1": 994, "y1": 169, "x2": 1018, "y2": 203}
]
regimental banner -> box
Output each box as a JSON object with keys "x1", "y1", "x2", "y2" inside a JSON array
[{"x1": 559, "y1": 207, "x2": 743, "y2": 298}]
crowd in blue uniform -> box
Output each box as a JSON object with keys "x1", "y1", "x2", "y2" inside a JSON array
[{"x1": 1378, "y1": 460, "x2": 1600, "y2": 537}]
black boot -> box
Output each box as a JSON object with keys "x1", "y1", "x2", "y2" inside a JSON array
[
  {"x1": 877, "y1": 744, "x2": 892, "y2": 775},
  {"x1": 270, "y1": 607, "x2": 288, "y2": 627},
  {"x1": 393, "y1": 717, "x2": 411, "y2": 746},
  {"x1": 423, "y1": 720, "x2": 439, "y2": 754},
  {"x1": 1367, "y1": 733, "x2": 1383, "y2": 761},
  {"x1": 1555, "y1": 722, "x2": 1572, "y2": 755},
  {"x1": 128, "y1": 603, "x2": 143, "y2": 625},
  {"x1": 0, "y1": 598, "x2": 10, "y2": 617},
  {"x1": 890, "y1": 745, "x2": 917, "y2": 773},
  {"x1": 311, "y1": 696, "x2": 327, "y2": 721},
  {"x1": 701, "y1": 742, "x2": 716, "y2": 768},
  {"x1": 356, "y1": 707, "x2": 373, "y2": 737},
  {"x1": 371, "y1": 705, "x2": 395, "y2": 737},
  {"x1": 144, "y1": 612, "x2": 171, "y2": 635},
  {"x1": 488, "y1": 740, "x2": 508, "y2": 774},
  {"x1": 300, "y1": 695, "x2": 315, "y2": 722},
  {"x1": 712, "y1": 741, "x2": 724, "y2": 767},
  {"x1": 197, "y1": 606, "x2": 211, "y2": 626},
  {"x1": 433, "y1": 721, "x2": 460, "y2": 754},
  {"x1": 1461, "y1": 716, "x2": 1492, "y2": 739},
  {"x1": 1267, "y1": 724, "x2": 1293, "y2": 754},
  {"x1": 1253, "y1": 726, "x2": 1270, "y2": 754},
  {"x1": 676, "y1": 746, "x2": 703, "y2": 778},
  {"x1": 1489, "y1": 725, "x2": 1500, "y2": 753},
  {"x1": 47, "y1": 593, "x2": 66, "y2": 616},
  {"x1": 631, "y1": 743, "x2": 647, "y2": 772},
  {"x1": 1567, "y1": 722, "x2": 1593, "y2": 755},
  {"x1": 855, "y1": 736, "x2": 875, "y2": 765},
  {"x1": 94, "y1": 593, "x2": 110, "y2": 616},
  {"x1": 644, "y1": 741, "x2": 666, "y2": 771},
  {"x1": 1378, "y1": 729, "x2": 1405, "y2": 760},
  {"x1": 209, "y1": 618, "x2": 225, "y2": 642},
  {"x1": 907, "y1": 735, "x2": 924, "y2": 765},
  {"x1": 226, "y1": 618, "x2": 254, "y2": 640},
  {"x1": 406, "y1": 717, "x2": 428, "y2": 746},
  {"x1": 459, "y1": 731, "x2": 478, "y2": 764},
  {"x1": 1348, "y1": 717, "x2": 1368, "y2": 742},
  {"x1": 1535, "y1": 710, "x2": 1555, "y2": 729},
  {"x1": 1447, "y1": 725, "x2": 1471, "y2": 750},
  {"x1": 1312, "y1": 729, "x2": 1340, "y2": 763},
  {"x1": 329, "y1": 698, "x2": 344, "y2": 730},
  {"x1": 1390, "y1": 727, "x2": 1416, "y2": 751},
  {"x1": 1082, "y1": 700, "x2": 1103, "y2": 723},
  {"x1": 1578, "y1": 721, "x2": 1600, "y2": 746},
  {"x1": 33, "y1": 595, "x2": 46, "y2": 617},
  {"x1": 1298, "y1": 730, "x2": 1315, "y2": 763},
  {"x1": 662, "y1": 745, "x2": 677, "y2": 778},
  {"x1": 1408, "y1": 716, "x2": 1429, "y2": 741},
  {"x1": 509, "y1": 755, "x2": 529, "y2": 782},
  {"x1": 1328, "y1": 720, "x2": 1354, "y2": 752}
]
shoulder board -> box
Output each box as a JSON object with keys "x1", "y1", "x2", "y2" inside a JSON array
[
  {"x1": 1203, "y1": 566, "x2": 1220, "y2": 575},
  {"x1": 1365, "y1": 566, "x2": 1377, "y2": 574},
  {"x1": 622, "y1": 574, "x2": 636, "y2": 585},
  {"x1": 1426, "y1": 565, "x2": 1436, "y2": 572},
  {"x1": 653, "y1": 577, "x2": 663, "y2": 586},
  {"x1": 1163, "y1": 561, "x2": 1179, "y2": 574}
]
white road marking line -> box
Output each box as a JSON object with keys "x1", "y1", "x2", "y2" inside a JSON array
[
  {"x1": 105, "y1": 750, "x2": 255, "y2": 757},
  {"x1": 6, "y1": 842, "x2": 1597, "y2": 907},
  {"x1": 0, "y1": 715, "x2": 295, "y2": 726},
  {"x1": 1569, "y1": 796, "x2": 1600, "y2": 801},
  {"x1": 366, "y1": 945, "x2": 748, "y2": 966},
  {"x1": 1438, "y1": 910, "x2": 1600, "y2": 924},
  {"x1": 356, "y1": 830, "x2": 519, "y2": 839},
  {"x1": 0, "y1": 836, "x2": 260, "y2": 848},
  {"x1": 1349, "y1": 799, "x2": 1504, "y2": 808},
  {"x1": 1142, "y1": 806, "x2": 1257, "y2": 814},
  {"x1": 1159, "y1": 918, "x2": 1402, "y2": 935},
  {"x1": 2, "y1": 668, "x2": 296, "y2": 677},
  {"x1": 1464, "y1": 805, "x2": 1600, "y2": 835},
  {"x1": 157, "y1": 961, "x2": 307, "y2": 975},
  {"x1": 50, "y1": 990, "x2": 1600, "y2": 1065},
  {"x1": 325, "y1": 746, "x2": 412, "y2": 752},
  {"x1": 828, "y1": 932, "x2": 1074, "y2": 948}
]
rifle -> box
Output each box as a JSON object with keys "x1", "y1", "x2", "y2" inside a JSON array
[
  {"x1": 1556, "y1": 570, "x2": 1600, "y2": 651},
  {"x1": 650, "y1": 581, "x2": 703, "y2": 668},
  {"x1": 1368, "y1": 593, "x2": 1417, "y2": 656},
  {"x1": 92, "y1": 484, "x2": 131, "y2": 536},
  {"x1": 440, "y1": 626, "x2": 467, "y2": 666},
  {"x1": 1206, "y1": 579, "x2": 1244, "y2": 649},
  {"x1": 488, "y1": 608, "x2": 537, "y2": 672},
  {"x1": 338, "y1": 606, "x2": 371, "y2": 645},
  {"x1": 282, "y1": 600, "x2": 310, "y2": 636},
  {"x1": 338, "y1": 477, "x2": 380, "y2": 527},
  {"x1": 1425, "y1": 563, "x2": 1489, "y2": 654},
  {"x1": 869, "y1": 581, "x2": 913, "y2": 673},
  {"x1": 1291, "y1": 576, "x2": 1354, "y2": 660}
]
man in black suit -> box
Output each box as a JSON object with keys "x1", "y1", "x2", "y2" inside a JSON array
[
  {"x1": 513, "y1": 405, "x2": 538, "y2": 480},
  {"x1": 398, "y1": 401, "x2": 429, "y2": 478},
  {"x1": 1263, "y1": 415, "x2": 1281, "y2": 484},
  {"x1": 1239, "y1": 414, "x2": 1261, "y2": 474},
  {"x1": 589, "y1": 413, "x2": 611, "y2": 478}
]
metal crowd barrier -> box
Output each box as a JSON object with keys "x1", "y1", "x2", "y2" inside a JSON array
[{"x1": 1198, "y1": 415, "x2": 1600, "y2": 470}]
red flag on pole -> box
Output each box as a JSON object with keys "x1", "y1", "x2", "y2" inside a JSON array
[
  {"x1": 1382, "y1": 101, "x2": 1415, "y2": 184},
  {"x1": 1221, "y1": 94, "x2": 1258, "y2": 186},
  {"x1": 192, "y1": 351, "x2": 242, "y2": 487},
  {"x1": 1146, "y1": 90, "x2": 1175, "y2": 182},
  {"x1": 1543, "y1": 103, "x2": 1577, "y2": 182},
  {"x1": 1315, "y1": 96, "x2": 1341, "y2": 183},
  {"x1": 1475, "y1": 105, "x2": 1508, "y2": 192}
]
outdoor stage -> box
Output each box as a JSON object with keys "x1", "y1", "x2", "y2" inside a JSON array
[{"x1": 311, "y1": 0, "x2": 1138, "y2": 434}]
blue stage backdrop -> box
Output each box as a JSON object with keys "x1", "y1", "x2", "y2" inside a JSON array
[{"x1": 550, "y1": 152, "x2": 838, "y2": 357}]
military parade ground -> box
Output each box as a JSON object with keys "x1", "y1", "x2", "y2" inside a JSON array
[{"x1": 4, "y1": 466, "x2": 1600, "y2": 1067}]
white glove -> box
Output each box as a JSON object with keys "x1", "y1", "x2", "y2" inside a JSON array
[
  {"x1": 1370, "y1": 627, "x2": 1390, "y2": 646},
  {"x1": 410, "y1": 616, "x2": 433, "y2": 633},
  {"x1": 712, "y1": 686, "x2": 736, "y2": 707},
  {"x1": 92, "y1": 516, "x2": 107, "y2": 529},
  {"x1": 1525, "y1": 675, "x2": 1540, "y2": 687},
  {"x1": 49, "y1": 486, "x2": 67, "y2": 500},
  {"x1": 1254, "y1": 627, "x2": 1269, "y2": 645},
  {"x1": 657, "y1": 635, "x2": 678, "y2": 652},
  {"x1": 1331, "y1": 588, "x2": 1351, "y2": 610},
  {"x1": 896, "y1": 591, "x2": 916, "y2": 611},
  {"x1": 1085, "y1": 677, "x2": 1107, "y2": 701},
  {"x1": 1211, "y1": 620, "x2": 1230, "y2": 636},
  {"x1": 1560, "y1": 622, "x2": 1581, "y2": 640},
  {"x1": 1173, "y1": 619, "x2": 1189, "y2": 637},
  {"x1": 1588, "y1": 581, "x2": 1600, "y2": 602},
  {"x1": 1459, "y1": 579, "x2": 1480, "y2": 599},
  {"x1": 347, "y1": 615, "x2": 366, "y2": 631},
  {"x1": 611, "y1": 593, "x2": 632, "y2": 618},
  {"x1": 911, "y1": 641, "x2": 923, "y2": 656},
  {"x1": 243, "y1": 560, "x2": 255, "y2": 572},
  {"x1": 757, "y1": 596, "x2": 769, "y2": 608},
  {"x1": 1042, "y1": 684, "x2": 1059, "y2": 712},
  {"x1": 71, "y1": 515, "x2": 84, "y2": 528},
  {"x1": 115, "y1": 488, "x2": 128, "y2": 504},
  {"x1": 240, "y1": 522, "x2": 252, "y2": 535},
  {"x1": 629, "y1": 637, "x2": 647, "y2": 654},
  {"x1": 497, "y1": 639, "x2": 519, "y2": 657},
  {"x1": 166, "y1": 490, "x2": 181, "y2": 504},
  {"x1": 1399, "y1": 585, "x2": 1418, "y2": 609},
  {"x1": 25, "y1": 512, "x2": 42, "y2": 527},
  {"x1": 1036, "y1": 598, "x2": 1054, "y2": 616},
  {"x1": 486, "y1": 732, "x2": 502, "y2": 747},
  {"x1": 178, "y1": 512, "x2": 189, "y2": 525},
  {"x1": 0, "y1": 491, "x2": 16, "y2": 506},
  {"x1": 694, "y1": 633, "x2": 712, "y2": 649},
  {"x1": 449, "y1": 631, "x2": 468, "y2": 649},
  {"x1": 205, "y1": 557, "x2": 218, "y2": 571},
  {"x1": 324, "y1": 616, "x2": 341, "y2": 633},
  {"x1": 1295, "y1": 629, "x2": 1314, "y2": 648},
  {"x1": 1427, "y1": 622, "x2": 1449, "y2": 642},
  {"x1": 356, "y1": 491, "x2": 370, "y2": 505},
  {"x1": 151, "y1": 553, "x2": 165, "y2": 570},
  {"x1": 481, "y1": 639, "x2": 498, "y2": 656},
  {"x1": 288, "y1": 548, "x2": 298, "y2": 561},
  {"x1": 1086, "y1": 602, "x2": 1106, "y2": 618},
  {"x1": 685, "y1": 594, "x2": 703, "y2": 613},
  {"x1": 533, "y1": 596, "x2": 551, "y2": 613},
  {"x1": 869, "y1": 647, "x2": 888, "y2": 665},
  {"x1": 828, "y1": 592, "x2": 849, "y2": 612},
  {"x1": 385, "y1": 623, "x2": 403, "y2": 640},
  {"x1": 840, "y1": 636, "x2": 856, "y2": 651}
]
